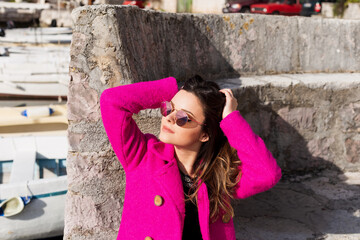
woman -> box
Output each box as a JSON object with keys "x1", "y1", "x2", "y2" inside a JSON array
[{"x1": 100, "y1": 75, "x2": 282, "y2": 240}]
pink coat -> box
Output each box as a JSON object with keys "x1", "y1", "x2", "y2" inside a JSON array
[{"x1": 100, "y1": 77, "x2": 282, "y2": 240}]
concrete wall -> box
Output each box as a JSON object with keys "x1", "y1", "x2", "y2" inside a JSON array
[
  {"x1": 154, "y1": 0, "x2": 226, "y2": 13},
  {"x1": 65, "y1": 5, "x2": 360, "y2": 239},
  {"x1": 69, "y1": 6, "x2": 360, "y2": 83},
  {"x1": 192, "y1": 0, "x2": 226, "y2": 13},
  {"x1": 159, "y1": 0, "x2": 177, "y2": 12},
  {"x1": 344, "y1": 3, "x2": 360, "y2": 19},
  {"x1": 222, "y1": 73, "x2": 360, "y2": 171},
  {"x1": 322, "y1": 3, "x2": 360, "y2": 20}
]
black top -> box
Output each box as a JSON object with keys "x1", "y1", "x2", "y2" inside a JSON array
[{"x1": 180, "y1": 170, "x2": 203, "y2": 240}]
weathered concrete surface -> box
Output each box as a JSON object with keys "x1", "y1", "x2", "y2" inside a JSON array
[
  {"x1": 65, "y1": 151, "x2": 123, "y2": 240},
  {"x1": 343, "y1": 3, "x2": 360, "y2": 20},
  {"x1": 192, "y1": 0, "x2": 226, "y2": 14},
  {"x1": 233, "y1": 170, "x2": 360, "y2": 240},
  {"x1": 156, "y1": 0, "x2": 177, "y2": 13},
  {"x1": 217, "y1": 73, "x2": 360, "y2": 172},
  {"x1": 66, "y1": 5, "x2": 360, "y2": 240},
  {"x1": 71, "y1": 5, "x2": 360, "y2": 84},
  {"x1": 322, "y1": 3, "x2": 360, "y2": 20}
]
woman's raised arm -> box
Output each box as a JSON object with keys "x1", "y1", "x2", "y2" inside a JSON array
[
  {"x1": 219, "y1": 110, "x2": 282, "y2": 199},
  {"x1": 100, "y1": 77, "x2": 179, "y2": 172}
]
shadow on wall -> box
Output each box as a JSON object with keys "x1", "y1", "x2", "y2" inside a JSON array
[
  {"x1": 227, "y1": 86, "x2": 360, "y2": 239},
  {"x1": 115, "y1": 8, "x2": 241, "y2": 83}
]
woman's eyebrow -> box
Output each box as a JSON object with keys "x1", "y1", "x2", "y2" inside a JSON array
[{"x1": 170, "y1": 100, "x2": 196, "y2": 118}]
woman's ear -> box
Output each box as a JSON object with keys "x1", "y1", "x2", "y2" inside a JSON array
[{"x1": 200, "y1": 132, "x2": 209, "y2": 142}]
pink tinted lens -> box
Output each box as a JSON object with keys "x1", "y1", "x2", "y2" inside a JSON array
[
  {"x1": 160, "y1": 101, "x2": 172, "y2": 116},
  {"x1": 176, "y1": 110, "x2": 189, "y2": 126}
]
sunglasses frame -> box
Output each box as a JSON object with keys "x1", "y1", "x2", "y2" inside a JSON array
[{"x1": 160, "y1": 101, "x2": 206, "y2": 127}]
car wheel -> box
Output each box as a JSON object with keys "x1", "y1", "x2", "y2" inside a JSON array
[
  {"x1": 240, "y1": 7, "x2": 251, "y2": 13},
  {"x1": 272, "y1": 11, "x2": 279, "y2": 15}
]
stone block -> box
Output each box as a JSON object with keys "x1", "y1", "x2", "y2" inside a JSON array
[
  {"x1": 67, "y1": 120, "x2": 110, "y2": 152},
  {"x1": 345, "y1": 138, "x2": 360, "y2": 163},
  {"x1": 218, "y1": 75, "x2": 360, "y2": 172},
  {"x1": 64, "y1": 192, "x2": 121, "y2": 239},
  {"x1": 68, "y1": 6, "x2": 360, "y2": 82},
  {"x1": 64, "y1": 151, "x2": 125, "y2": 238},
  {"x1": 67, "y1": 72, "x2": 101, "y2": 122}
]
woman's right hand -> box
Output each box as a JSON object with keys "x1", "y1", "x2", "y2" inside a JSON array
[{"x1": 219, "y1": 88, "x2": 238, "y2": 119}]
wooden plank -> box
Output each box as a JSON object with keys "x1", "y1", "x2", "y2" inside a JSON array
[
  {"x1": 0, "y1": 82, "x2": 68, "y2": 96},
  {"x1": 0, "y1": 74, "x2": 70, "y2": 83},
  {"x1": 0, "y1": 137, "x2": 15, "y2": 161},
  {"x1": 35, "y1": 136, "x2": 68, "y2": 159},
  {"x1": 9, "y1": 136, "x2": 37, "y2": 183}
]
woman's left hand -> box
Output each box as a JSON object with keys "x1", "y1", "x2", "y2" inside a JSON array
[{"x1": 219, "y1": 88, "x2": 238, "y2": 119}]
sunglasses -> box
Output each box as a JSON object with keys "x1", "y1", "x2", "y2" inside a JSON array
[{"x1": 160, "y1": 101, "x2": 206, "y2": 127}]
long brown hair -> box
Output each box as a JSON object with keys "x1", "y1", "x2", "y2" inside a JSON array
[{"x1": 182, "y1": 75, "x2": 241, "y2": 223}]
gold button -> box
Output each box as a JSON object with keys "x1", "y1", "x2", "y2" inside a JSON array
[
  {"x1": 144, "y1": 237, "x2": 153, "y2": 240},
  {"x1": 222, "y1": 214, "x2": 231, "y2": 223},
  {"x1": 154, "y1": 195, "x2": 163, "y2": 206}
]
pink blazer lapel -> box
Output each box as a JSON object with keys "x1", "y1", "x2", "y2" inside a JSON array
[
  {"x1": 197, "y1": 180, "x2": 210, "y2": 240},
  {"x1": 151, "y1": 141, "x2": 186, "y2": 217},
  {"x1": 150, "y1": 141, "x2": 211, "y2": 240},
  {"x1": 154, "y1": 159, "x2": 185, "y2": 217}
]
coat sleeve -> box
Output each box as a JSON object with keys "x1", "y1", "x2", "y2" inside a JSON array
[
  {"x1": 219, "y1": 110, "x2": 282, "y2": 199},
  {"x1": 99, "y1": 77, "x2": 179, "y2": 172}
]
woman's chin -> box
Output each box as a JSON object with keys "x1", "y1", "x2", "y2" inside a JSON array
[
  {"x1": 159, "y1": 133, "x2": 168, "y2": 142},
  {"x1": 159, "y1": 132, "x2": 173, "y2": 144}
]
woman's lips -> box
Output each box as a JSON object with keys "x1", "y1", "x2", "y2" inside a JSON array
[{"x1": 162, "y1": 125, "x2": 174, "y2": 133}]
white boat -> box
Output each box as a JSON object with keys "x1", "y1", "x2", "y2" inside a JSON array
[
  {"x1": 0, "y1": 27, "x2": 72, "y2": 44},
  {"x1": 0, "y1": 104, "x2": 68, "y2": 136},
  {"x1": 0, "y1": 105, "x2": 68, "y2": 239},
  {"x1": 0, "y1": 44, "x2": 70, "y2": 101}
]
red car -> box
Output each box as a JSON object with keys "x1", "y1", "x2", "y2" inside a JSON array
[
  {"x1": 122, "y1": 0, "x2": 146, "y2": 8},
  {"x1": 251, "y1": 0, "x2": 302, "y2": 15}
]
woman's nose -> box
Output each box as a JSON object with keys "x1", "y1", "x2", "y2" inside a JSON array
[{"x1": 166, "y1": 110, "x2": 177, "y2": 124}]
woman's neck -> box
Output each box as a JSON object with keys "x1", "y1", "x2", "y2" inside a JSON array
[{"x1": 174, "y1": 144, "x2": 200, "y2": 178}]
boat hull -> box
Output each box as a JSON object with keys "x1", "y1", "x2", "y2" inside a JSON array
[{"x1": 0, "y1": 176, "x2": 67, "y2": 240}]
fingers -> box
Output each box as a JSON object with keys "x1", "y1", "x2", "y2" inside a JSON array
[
  {"x1": 219, "y1": 88, "x2": 234, "y2": 98},
  {"x1": 219, "y1": 89, "x2": 238, "y2": 119}
]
